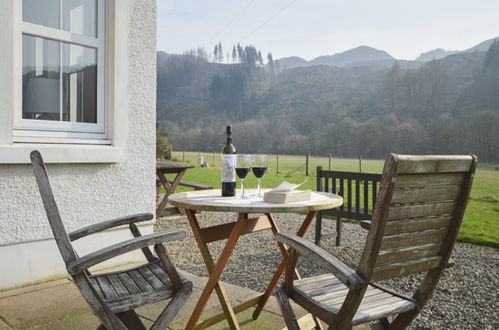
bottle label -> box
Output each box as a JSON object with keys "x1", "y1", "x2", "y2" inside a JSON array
[{"x1": 221, "y1": 154, "x2": 236, "y2": 182}]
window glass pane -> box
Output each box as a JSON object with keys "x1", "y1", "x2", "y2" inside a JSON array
[
  {"x1": 62, "y1": 0, "x2": 97, "y2": 37},
  {"x1": 22, "y1": 0, "x2": 60, "y2": 29},
  {"x1": 22, "y1": 34, "x2": 60, "y2": 121},
  {"x1": 62, "y1": 43, "x2": 97, "y2": 123}
]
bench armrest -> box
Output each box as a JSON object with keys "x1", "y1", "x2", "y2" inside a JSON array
[
  {"x1": 69, "y1": 213, "x2": 153, "y2": 241},
  {"x1": 67, "y1": 229, "x2": 185, "y2": 275},
  {"x1": 276, "y1": 233, "x2": 364, "y2": 289}
]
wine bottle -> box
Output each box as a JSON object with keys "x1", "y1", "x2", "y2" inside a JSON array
[{"x1": 221, "y1": 125, "x2": 236, "y2": 196}]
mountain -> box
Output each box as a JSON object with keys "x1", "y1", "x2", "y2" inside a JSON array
[
  {"x1": 274, "y1": 56, "x2": 308, "y2": 70},
  {"x1": 310, "y1": 46, "x2": 395, "y2": 67},
  {"x1": 416, "y1": 48, "x2": 459, "y2": 62},
  {"x1": 415, "y1": 37, "x2": 499, "y2": 63},
  {"x1": 157, "y1": 51, "x2": 173, "y2": 67},
  {"x1": 465, "y1": 36, "x2": 499, "y2": 52},
  {"x1": 156, "y1": 38, "x2": 499, "y2": 161}
]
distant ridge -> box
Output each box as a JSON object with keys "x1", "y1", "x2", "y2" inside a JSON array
[
  {"x1": 274, "y1": 56, "x2": 308, "y2": 70},
  {"x1": 269, "y1": 37, "x2": 499, "y2": 71},
  {"x1": 465, "y1": 36, "x2": 499, "y2": 52},
  {"x1": 416, "y1": 48, "x2": 459, "y2": 62},
  {"x1": 310, "y1": 46, "x2": 394, "y2": 67}
]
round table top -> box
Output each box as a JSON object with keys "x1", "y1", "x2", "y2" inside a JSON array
[{"x1": 168, "y1": 189, "x2": 343, "y2": 213}]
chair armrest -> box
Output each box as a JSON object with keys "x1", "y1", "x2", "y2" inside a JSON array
[
  {"x1": 69, "y1": 213, "x2": 153, "y2": 241},
  {"x1": 276, "y1": 233, "x2": 364, "y2": 289},
  {"x1": 67, "y1": 229, "x2": 185, "y2": 275}
]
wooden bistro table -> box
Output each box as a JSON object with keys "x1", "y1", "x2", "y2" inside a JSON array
[
  {"x1": 156, "y1": 161, "x2": 194, "y2": 217},
  {"x1": 168, "y1": 188, "x2": 343, "y2": 329}
]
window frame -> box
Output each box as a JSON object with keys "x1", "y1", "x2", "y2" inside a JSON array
[{"x1": 14, "y1": 0, "x2": 108, "y2": 144}]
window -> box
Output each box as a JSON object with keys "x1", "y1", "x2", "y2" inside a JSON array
[{"x1": 16, "y1": 0, "x2": 108, "y2": 144}]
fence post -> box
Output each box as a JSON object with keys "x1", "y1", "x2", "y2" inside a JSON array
[
  {"x1": 182, "y1": 151, "x2": 185, "y2": 163},
  {"x1": 306, "y1": 154, "x2": 310, "y2": 176},
  {"x1": 276, "y1": 154, "x2": 279, "y2": 174},
  {"x1": 329, "y1": 154, "x2": 332, "y2": 170},
  {"x1": 212, "y1": 150, "x2": 215, "y2": 166},
  {"x1": 359, "y1": 154, "x2": 362, "y2": 173}
]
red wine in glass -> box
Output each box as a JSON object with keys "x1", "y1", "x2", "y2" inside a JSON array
[
  {"x1": 252, "y1": 155, "x2": 268, "y2": 198},
  {"x1": 251, "y1": 166, "x2": 267, "y2": 178},
  {"x1": 236, "y1": 167, "x2": 251, "y2": 179},
  {"x1": 236, "y1": 154, "x2": 251, "y2": 198}
]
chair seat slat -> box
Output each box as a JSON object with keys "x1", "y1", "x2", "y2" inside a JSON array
[
  {"x1": 117, "y1": 273, "x2": 142, "y2": 294},
  {"x1": 107, "y1": 274, "x2": 130, "y2": 297},
  {"x1": 96, "y1": 276, "x2": 119, "y2": 300},
  {"x1": 138, "y1": 267, "x2": 164, "y2": 290},
  {"x1": 293, "y1": 274, "x2": 416, "y2": 326},
  {"x1": 149, "y1": 263, "x2": 172, "y2": 287},
  {"x1": 353, "y1": 298, "x2": 415, "y2": 324},
  {"x1": 128, "y1": 270, "x2": 154, "y2": 292}
]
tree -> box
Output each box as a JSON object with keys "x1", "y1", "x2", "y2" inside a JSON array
[
  {"x1": 213, "y1": 44, "x2": 218, "y2": 63},
  {"x1": 267, "y1": 52, "x2": 275, "y2": 82},
  {"x1": 218, "y1": 42, "x2": 223, "y2": 63},
  {"x1": 232, "y1": 45, "x2": 237, "y2": 63},
  {"x1": 156, "y1": 132, "x2": 172, "y2": 160}
]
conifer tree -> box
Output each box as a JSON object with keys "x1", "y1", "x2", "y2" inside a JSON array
[
  {"x1": 213, "y1": 44, "x2": 218, "y2": 63},
  {"x1": 218, "y1": 42, "x2": 223, "y2": 63},
  {"x1": 232, "y1": 45, "x2": 237, "y2": 63}
]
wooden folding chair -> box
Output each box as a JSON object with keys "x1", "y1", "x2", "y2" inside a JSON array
[
  {"x1": 30, "y1": 150, "x2": 192, "y2": 330},
  {"x1": 275, "y1": 154, "x2": 476, "y2": 329}
]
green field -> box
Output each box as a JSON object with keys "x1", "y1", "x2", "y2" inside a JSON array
[{"x1": 169, "y1": 152, "x2": 499, "y2": 247}]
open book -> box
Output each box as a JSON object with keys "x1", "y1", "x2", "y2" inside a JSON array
[{"x1": 263, "y1": 180, "x2": 311, "y2": 204}]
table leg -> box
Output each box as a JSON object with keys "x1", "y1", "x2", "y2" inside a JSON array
[
  {"x1": 185, "y1": 211, "x2": 247, "y2": 330},
  {"x1": 252, "y1": 211, "x2": 317, "y2": 320}
]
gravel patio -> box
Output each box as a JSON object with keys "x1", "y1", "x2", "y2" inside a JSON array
[{"x1": 157, "y1": 212, "x2": 498, "y2": 329}]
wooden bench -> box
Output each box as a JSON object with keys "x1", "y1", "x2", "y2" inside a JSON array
[
  {"x1": 156, "y1": 177, "x2": 212, "y2": 217},
  {"x1": 315, "y1": 166, "x2": 382, "y2": 246},
  {"x1": 166, "y1": 179, "x2": 212, "y2": 191}
]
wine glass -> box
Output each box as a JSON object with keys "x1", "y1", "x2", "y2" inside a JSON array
[
  {"x1": 236, "y1": 154, "x2": 251, "y2": 199},
  {"x1": 252, "y1": 154, "x2": 268, "y2": 198}
]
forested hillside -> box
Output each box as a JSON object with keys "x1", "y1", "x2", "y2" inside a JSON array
[{"x1": 157, "y1": 41, "x2": 499, "y2": 162}]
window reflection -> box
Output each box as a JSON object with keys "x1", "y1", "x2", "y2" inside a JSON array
[
  {"x1": 22, "y1": 0, "x2": 59, "y2": 29},
  {"x1": 62, "y1": 44, "x2": 97, "y2": 123},
  {"x1": 22, "y1": 35, "x2": 60, "y2": 121},
  {"x1": 62, "y1": 0, "x2": 97, "y2": 37}
]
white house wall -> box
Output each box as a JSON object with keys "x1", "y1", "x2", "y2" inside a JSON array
[{"x1": 0, "y1": 0, "x2": 157, "y2": 287}]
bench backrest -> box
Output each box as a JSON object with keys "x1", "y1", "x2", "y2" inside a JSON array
[{"x1": 316, "y1": 166, "x2": 382, "y2": 220}]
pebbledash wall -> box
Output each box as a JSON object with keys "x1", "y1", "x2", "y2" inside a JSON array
[{"x1": 0, "y1": 0, "x2": 157, "y2": 288}]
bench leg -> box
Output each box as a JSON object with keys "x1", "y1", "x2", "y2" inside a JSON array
[
  {"x1": 336, "y1": 216, "x2": 342, "y2": 246},
  {"x1": 315, "y1": 212, "x2": 322, "y2": 246}
]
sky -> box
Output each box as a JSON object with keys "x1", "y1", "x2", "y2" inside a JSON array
[{"x1": 157, "y1": 0, "x2": 499, "y2": 61}]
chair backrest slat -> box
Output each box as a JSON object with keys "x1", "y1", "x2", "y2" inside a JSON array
[
  {"x1": 358, "y1": 154, "x2": 476, "y2": 284},
  {"x1": 30, "y1": 151, "x2": 78, "y2": 264}
]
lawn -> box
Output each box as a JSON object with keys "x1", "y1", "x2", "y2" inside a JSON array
[{"x1": 168, "y1": 152, "x2": 499, "y2": 247}]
